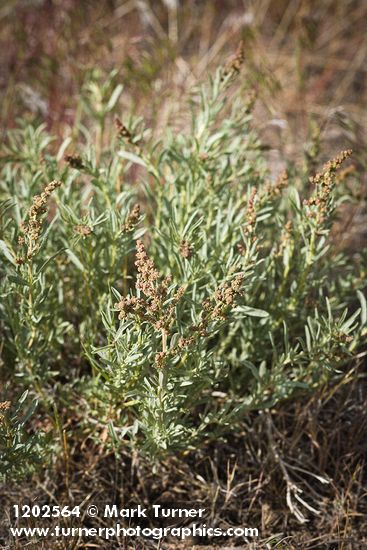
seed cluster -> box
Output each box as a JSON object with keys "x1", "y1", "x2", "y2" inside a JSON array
[
  {"x1": 244, "y1": 187, "x2": 257, "y2": 235},
  {"x1": 223, "y1": 40, "x2": 245, "y2": 79},
  {"x1": 122, "y1": 204, "x2": 141, "y2": 232},
  {"x1": 304, "y1": 150, "x2": 352, "y2": 223},
  {"x1": 278, "y1": 220, "x2": 293, "y2": 256},
  {"x1": 20, "y1": 180, "x2": 62, "y2": 260},
  {"x1": 312, "y1": 150, "x2": 352, "y2": 185},
  {"x1": 210, "y1": 274, "x2": 244, "y2": 320},
  {"x1": 115, "y1": 240, "x2": 184, "y2": 333},
  {"x1": 74, "y1": 224, "x2": 92, "y2": 236},
  {"x1": 135, "y1": 239, "x2": 162, "y2": 297},
  {"x1": 238, "y1": 173, "x2": 288, "y2": 254},
  {"x1": 115, "y1": 117, "x2": 133, "y2": 144},
  {"x1": 179, "y1": 240, "x2": 193, "y2": 259},
  {"x1": 65, "y1": 154, "x2": 84, "y2": 170},
  {"x1": 0, "y1": 400, "x2": 11, "y2": 423},
  {"x1": 264, "y1": 170, "x2": 289, "y2": 198},
  {"x1": 178, "y1": 274, "x2": 245, "y2": 348},
  {"x1": 114, "y1": 241, "x2": 244, "y2": 366}
]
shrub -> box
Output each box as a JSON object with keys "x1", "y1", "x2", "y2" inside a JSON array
[
  {"x1": 0, "y1": 391, "x2": 45, "y2": 481},
  {"x1": 0, "y1": 56, "x2": 365, "y2": 460}
]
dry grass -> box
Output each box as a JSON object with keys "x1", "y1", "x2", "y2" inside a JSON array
[
  {"x1": 1, "y1": 361, "x2": 366, "y2": 548},
  {"x1": 1, "y1": 1, "x2": 367, "y2": 144}
]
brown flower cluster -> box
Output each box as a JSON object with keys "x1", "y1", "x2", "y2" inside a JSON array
[
  {"x1": 179, "y1": 240, "x2": 193, "y2": 259},
  {"x1": 154, "y1": 351, "x2": 168, "y2": 368},
  {"x1": 115, "y1": 240, "x2": 185, "y2": 368},
  {"x1": 304, "y1": 150, "x2": 352, "y2": 223},
  {"x1": 177, "y1": 335, "x2": 196, "y2": 349},
  {"x1": 65, "y1": 154, "x2": 84, "y2": 170},
  {"x1": 177, "y1": 274, "x2": 245, "y2": 349},
  {"x1": 115, "y1": 243, "x2": 244, "y2": 366},
  {"x1": 115, "y1": 240, "x2": 184, "y2": 333},
  {"x1": 312, "y1": 150, "x2": 352, "y2": 186},
  {"x1": 115, "y1": 117, "x2": 133, "y2": 144},
  {"x1": 122, "y1": 204, "x2": 141, "y2": 232},
  {"x1": 0, "y1": 400, "x2": 11, "y2": 423},
  {"x1": 244, "y1": 187, "x2": 257, "y2": 235},
  {"x1": 74, "y1": 224, "x2": 92, "y2": 236},
  {"x1": 20, "y1": 180, "x2": 62, "y2": 260},
  {"x1": 210, "y1": 274, "x2": 245, "y2": 320},
  {"x1": 264, "y1": 170, "x2": 289, "y2": 198},
  {"x1": 0, "y1": 401, "x2": 11, "y2": 412},
  {"x1": 223, "y1": 40, "x2": 245, "y2": 79},
  {"x1": 238, "y1": 174, "x2": 288, "y2": 253},
  {"x1": 277, "y1": 220, "x2": 293, "y2": 256},
  {"x1": 135, "y1": 239, "x2": 161, "y2": 297},
  {"x1": 114, "y1": 295, "x2": 145, "y2": 319},
  {"x1": 337, "y1": 332, "x2": 353, "y2": 344}
]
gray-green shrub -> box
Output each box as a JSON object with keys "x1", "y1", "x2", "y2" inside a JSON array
[{"x1": 0, "y1": 61, "x2": 365, "y2": 461}]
